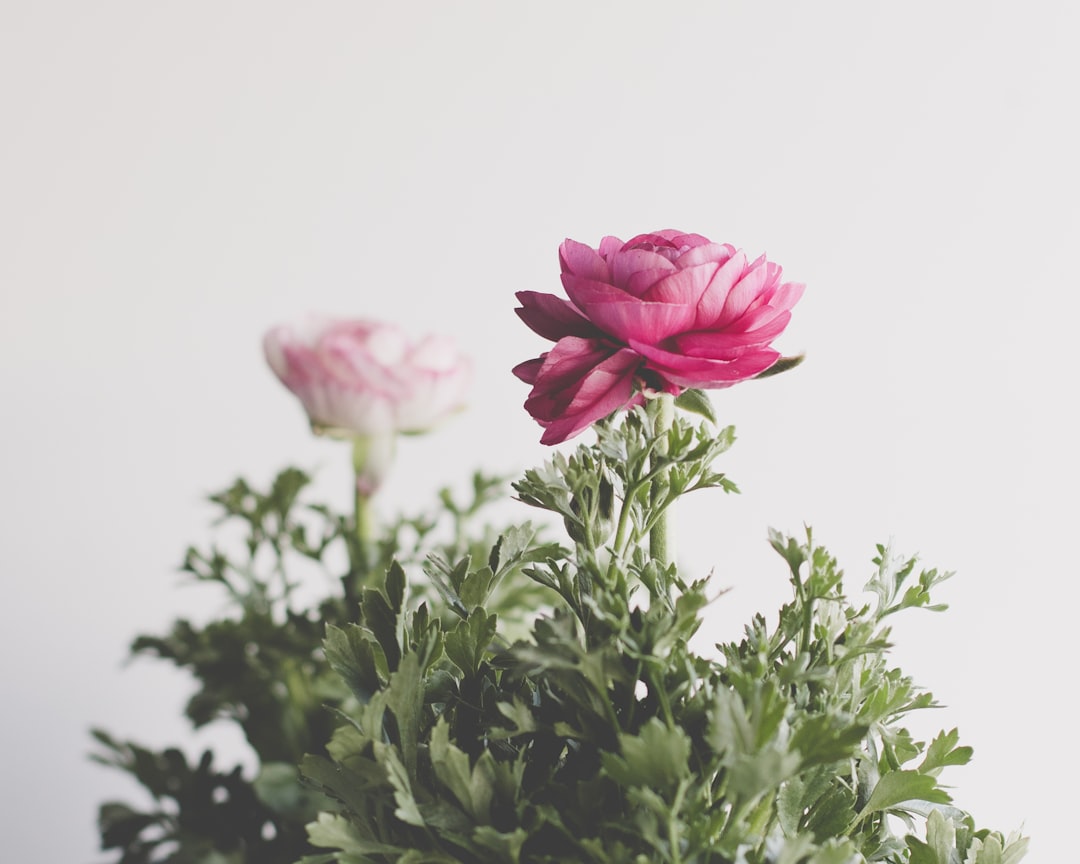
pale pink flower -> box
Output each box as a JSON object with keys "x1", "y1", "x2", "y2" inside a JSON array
[
  {"x1": 265, "y1": 318, "x2": 470, "y2": 491},
  {"x1": 514, "y1": 230, "x2": 803, "y2": 444}
]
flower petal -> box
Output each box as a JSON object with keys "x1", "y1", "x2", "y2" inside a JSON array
[
  {"x1": 559, "y1": 238, "x2": 611, "y2": 281},
  {"x1": 693, "y1": 251, "x2": 748, "y2": 330},
  {"x1": 610, "y1": 248, "x2": 677, "y2": 294},
  {"x1": 643, "y1": 260, "x2": 720, "y2": 306},
  {"x1": 265, "y1": 318, "x2": 469, "y2": 437},
  {"x1": 579, "y1": 298, "x2": 697, "y2": 345},
  {"x1": 598, "y1": 235, "x2": 623, "y2": 261},
  {"x1": 675, "y1": 241, "x2": 737, "y2": 269},
  {"x1": 561, "y1": 272, "x2": 632, "y2": 311},
  {"x1": 525, "y1": 345, "x2": 642, "y2": 445},
  {"x1": 512, "y1": 356, "x2": 545, "y2": 385},
  {"x1": 713, "y1": 258, "x2": 771, "y2": 328},
  {"x1": 768, "y1": 280, "x2": 806, "y2": 313},
  {"x1": 674, "y1": 310, "x2": 792, "y2": 359},
  {"x1": 515, "y1": 291, "x2": 601, "y2": 341},
  {"x1": 625, "y1": 267, "x2": 680, "y2": 297},
  {"x1": 630, "y1": 338, "x2": 779, "y2": 388}
]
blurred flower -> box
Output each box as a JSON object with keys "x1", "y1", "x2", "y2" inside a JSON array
[
  {"x1": 265, "y1": 318, "x2": 470, "y2": 493},
  {"x1": 514, "y1": 230, "x2": 803, "y2": 444}
]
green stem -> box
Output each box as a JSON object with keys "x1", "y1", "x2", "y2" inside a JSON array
[
  {"x1": 610, "y1": 487, "x2": 636, "y2": 563},
  {"x1": 669, "y1": 778, "x2": 689, "y2": 864},
  {"x1": 351, "y1": 435, "x2": 393, "y2": 577},
  {"x1": 353, "y1": 482, "x2": 374, "y2": 574},
  {"x1": 649, "y1": 393, "x2": 676, "y2": 567}
]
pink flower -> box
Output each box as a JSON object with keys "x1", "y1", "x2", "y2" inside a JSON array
[
  {"x1": 514, "y1": 230, "x2": 804, "y2": 444},
  {"x1": 264, "y1": 318, "x2": 470, "y2": 438}
]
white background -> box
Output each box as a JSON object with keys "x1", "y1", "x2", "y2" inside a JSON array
[{"x1": 2, "y1": 2, "x2": 1077, "y2": 860}]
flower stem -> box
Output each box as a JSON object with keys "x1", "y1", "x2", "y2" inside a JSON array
[
  {"x1": 351, "y1": 436, "x2": 389, "y2": 577},
  {"x1": 649, "y1": 393, "x2": 676, "y2": 567},
  {"x1": 353, "y1": 482, "x2": 374, "y2": 574}
]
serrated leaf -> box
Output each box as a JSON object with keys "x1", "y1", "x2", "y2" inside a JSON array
[
  {"x1": 861, "y1": 770, "x2": 951, "y2": 816},
  {"x1": 384, "y1": 652, "x2": 423, "y2": 780},
  {"x1": 324, "y1": 624, "x2": 384, "y2": 703},
  {"x1": 769, "y1": 529, "x2": 807, "y2": 579},
  {"x1": 445, "y1": 611, "x2": 497, "y2": 676},
  {"x1": 489, "y1": 523, "x2": 537, "y2": 575},
  {"x1": 422, "y1": 554, "x2": 470, "y2": 617},
  {"x1": 459, "y1": 566, "x2": 496, "y2": 611},
  {"x1": 300, "y1": 753, "x2": 382, "y2": 818},
  {"x1": 601, "y1": 718, "x2": 691, "y2": 790},
  {"x1": 429, "y1": 719, "x2": 477, "y2": 817},
  {"x1": 807, "y1": 839, "x2": 863, "y2": 864},
  {"x1": 492, "y1": 697, "x2": 537, "y2": 739},
  {"x1": 791, "y1": 715, "x2": 868, "y2": 768},
  {"x1": 970, "y1": 834, "x2": 1004, "y2": 864},
  {"x1": 922, "y1": 808, "x2": 958, "y2": 864},
  {"x1": 306, "y1": 812, "x2": 402, "y2": 855},
  {"x1": 361, "y1": 588, "x2": 401, "y2": 671},
  {"x1": 473, "y1": 826, "x2": 528, "y2": 862},
  {"x1": 374, "y1": 742, "x2": 425, "y2": 827},
  {"x1": 918, "y1": 728, "x2": 973, "y2": 776}
]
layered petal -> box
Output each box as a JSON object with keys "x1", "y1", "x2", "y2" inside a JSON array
[
  {"x1": 559, "y1": 238, "x2": 611, "y2": 282},
  {"x1": 578, "y1": 298, "x2": 697, "y2": 346},
  {"x1": 691, "y1": 251, "x2": 749, "y2": 330},
  {"x1": 265, "y1": 318, "x2": 470, "y2": 438},
  {"x1": 516, "y1": 230, "x2": 803, "y2": 444},
  {"x1": 674, "y1": 309, "x2": 793, "y2": 359},
  {"x1": 610, "y1": 248, "x2": 678, "y2": 293},
  {"x1": 629, "y1": 338, "x2": 780, "y2": 388},
  {"x1": 521, "y1": 338, "x2": 642, "y2": 444},
  {"x1": 515, "y1": 291, "x2": 601, "y2": 341},
  {"x1": 643, "y1": 260, "x2": 720, "y2": 306}
]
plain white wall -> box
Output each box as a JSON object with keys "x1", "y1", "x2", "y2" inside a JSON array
[{"x1": 2, "y1": 1, "x2": 1077, "y2": 859}]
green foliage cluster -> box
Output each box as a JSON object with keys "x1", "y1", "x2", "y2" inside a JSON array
[
  {"x1": 92, "y1": 469, "x2": 550, "y2": 863},
  {"x1": 298, "y1": 402, "x2": 1028, "y2": 864},
  {"x1": 94, "y1": 397, "x2": 1027, "y2": 864}
]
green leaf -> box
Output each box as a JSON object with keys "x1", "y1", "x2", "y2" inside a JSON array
[
  {"x1": 361, "y1": 587, "x2": 401, "y2": 670},
  {"x1": 374, "y1": 742, "x2": 425, "y2": 827},
  {"x1": 790, "y1": 715, "x2": 868, "y2": 768},
  {"x1": 430, "y1": 719, "x2": 480, "y2": 818},
  {"x1": 769, "y1": 529, "x2": 807, "y2": 579},
  {"x1": 459, "y1": 566, "x2": 496, "y2": 611},
  {"x1": 754, "y1": 352, "x2": 805, "y2": 379},
  {"x1": 920, "y1": 808, "x2": 958, "y2": 864},
  {"x1": 600, "y1": 718, "x2": 691, "y2": 791},
  {"x1": 808, "y1": 839, "x2": 863, "y2": 864},
  {"x1": 300, "y1": 751, "x2": 384, "y2": 818},
  {"x1": 491, "y1": 697, "x2": 537, "y2": 739},
  {"x1": 306, "y1": 811, "x2": 402, "y2": 855},
  {"x1": 489, "y1": 523, "x2": 536, "y2": 575},
  {"x1": 861, "y1": 770, "x2": 952, "y2": 816},
  {"x1": 384, "y1": 652, "x2": 424, "y2": 780},
  {"x1": 673, "y1": 388, "x2": 717, "y2": 424},
  {"x1": 918, "y1": 728, "x2": 973, "y2": 776},
  {"x1": 253, "y1": 761, "x2": 327, "y2": 819},
  {"x1": 971, "y1": 834, "x2": 1004, "y2": 864},
  {"x1": 385, "y1": 559, "x2": 406, "y2": 613},
  {"x1": 473, "y1": 825, "x2": 528, "y2": 862},
  {"x1": 445, "y1": 610, "x2": 497, "y2": 677},
  {"x1": 323, "y1": 623, "x2": 385, "y2": 702}
]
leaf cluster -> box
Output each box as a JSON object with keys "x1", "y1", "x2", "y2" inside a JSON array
[
  {"x1": 304, "y1": 398, "x2": 1029, "y2": 863},
  {"x1": 92, "y1": 469, "x2": 550, "y2": 864}
]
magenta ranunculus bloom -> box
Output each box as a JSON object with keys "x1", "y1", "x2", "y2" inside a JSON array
[
  {"x1": 513, "y1": 230, "x2": 804, "y2": 445},
  {"x1": 264, "y1": 318, "x2": 471, "y2": 438}
]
